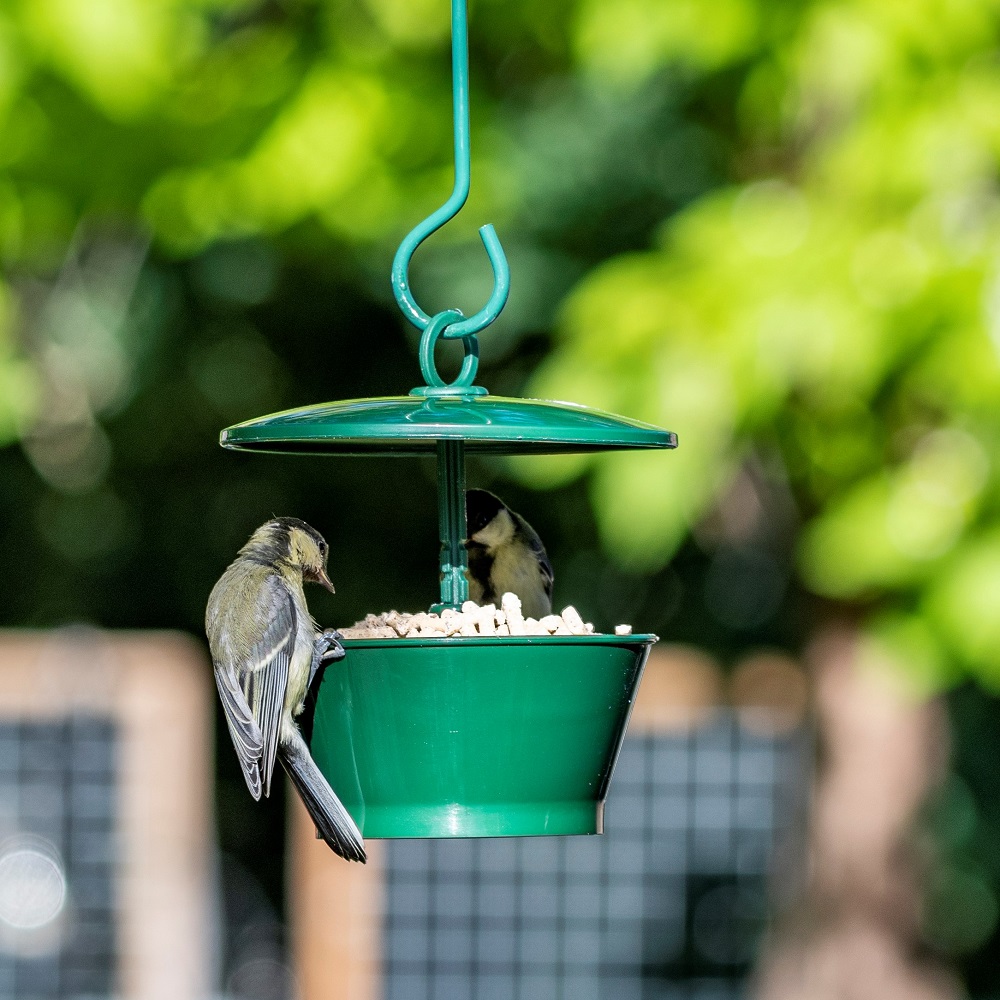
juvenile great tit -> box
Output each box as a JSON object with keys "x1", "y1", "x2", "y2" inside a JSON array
[
  {"x1": 465, "y1": 489, "x2": 553, "y2": 620},
  {"x1": 205, "y1": 517, "x2": 366, "y2": 863}
]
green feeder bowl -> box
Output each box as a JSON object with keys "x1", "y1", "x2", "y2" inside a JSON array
[
  {"x1": 219, "y1": 0, "x2": 677, "y2": 839},
  {"x1": 309, "y1": 635, "x2": 656, "y2": 838}
]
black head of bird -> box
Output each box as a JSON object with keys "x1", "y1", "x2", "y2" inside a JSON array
[
  {"x1": 466, "y1": 489, "x2": 511, "y2": 548},
  {"x1": 241, "y1": 517, "x2": 335, "y2": 592}
]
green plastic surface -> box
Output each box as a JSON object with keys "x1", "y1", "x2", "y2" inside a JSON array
[
  {"x1": 220, "y1": 395, "x2": 677, "y2": 456},
  {"x1": 308, "y1": 634, "x2": 655, "y2": 838}
]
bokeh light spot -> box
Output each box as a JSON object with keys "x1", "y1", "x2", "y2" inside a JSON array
[{"x1": 0, "y1": 839, "x2": 67, "y2": 933}]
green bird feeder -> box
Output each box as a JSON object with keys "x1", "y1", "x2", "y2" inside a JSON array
[{"x1": 220, "y1": 0, "x2": 676, "y2": 840}]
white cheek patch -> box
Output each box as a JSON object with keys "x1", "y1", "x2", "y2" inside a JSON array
[{"x1": 470, "y1": 510, "x2": 515, "y2": 550}]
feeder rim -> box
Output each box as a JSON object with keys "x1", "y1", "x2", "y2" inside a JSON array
[
  {"x1": 338, "y1": 633, "x2": 658, "y2": 649},
  {"x1": 220, "y1": 393, "x2": 677, "y2": 456}
]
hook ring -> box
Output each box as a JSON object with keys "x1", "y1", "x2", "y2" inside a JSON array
[{"x1": 417, "y1": 309, "x2": 480, "y2": 392}]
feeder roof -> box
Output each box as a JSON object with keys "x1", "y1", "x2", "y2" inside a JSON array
[{"x1": 220, "y1": 394, "x2": 676, "y2": 456}]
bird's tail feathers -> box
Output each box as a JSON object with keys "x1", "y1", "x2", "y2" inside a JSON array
[{"x1": 280, "y1": 730, "x2": 366, "y2": 863}]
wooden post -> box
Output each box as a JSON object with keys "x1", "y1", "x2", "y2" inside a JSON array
[{"x1": 289, "y1": 797, "x2": 385, "y2": 1000}]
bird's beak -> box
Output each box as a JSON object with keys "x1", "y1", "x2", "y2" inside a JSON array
[{"x1": 317, "y1": 567, "x2": 335, "y2": 593}]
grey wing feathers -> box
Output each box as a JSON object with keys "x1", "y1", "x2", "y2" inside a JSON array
[
  {"x1": 209, "y1": 570, "x2": 296, "y2": 800},
  {"x1": 240, "y1": 615, "x2": 291, "y2": 799},
  {"x1": 214, "y1": 671, "x2": 265, "y2": 799},
  {"x1": 536, "y1": 540, "x2": 554, "y2": 600},
  {"x1": 523, "y1": 521, "x2": 554, "y2": 599}
]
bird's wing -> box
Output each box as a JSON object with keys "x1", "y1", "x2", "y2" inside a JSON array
[
  {"x1": 214, "y1": 667, "x2": 265, "y2": 799},
  {"x1": 213, "y1": 573, "x2": 296, "y2": 800},
  {"x1": 239, "y1": 575, "x2": 295, "y2": 799},
  {"x1": 529, "y1": 530, "x2": 554, "y2": 601}
]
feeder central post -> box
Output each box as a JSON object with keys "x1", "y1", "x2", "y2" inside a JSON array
[{"x1": 434, "y1": 439, "x2": 469, "y2": 611}]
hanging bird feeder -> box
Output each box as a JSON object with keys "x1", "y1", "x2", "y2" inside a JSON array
[{"x1": 220, "y1": 0, "x2": 676, "y2": 839}]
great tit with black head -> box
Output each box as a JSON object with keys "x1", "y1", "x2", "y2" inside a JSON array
[
  {"x1": 465, "y1": 489, "x2": 553, "y2": 620},
  {"x1": 205, "y1": 517, "x2": 365, "y2": 863}
]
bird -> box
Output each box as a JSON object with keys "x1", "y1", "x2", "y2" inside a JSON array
[
  {"x1": 205, "y1": 517, "x2": 366, "y2": 863},
  {"x1": 465, "y1": 489, "x2": 553, "y2": 620}
]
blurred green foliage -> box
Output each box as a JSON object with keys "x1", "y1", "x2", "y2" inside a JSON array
[
  {"x1": 2, "y1": 0, "x2": 1000, "y2": 982},
  {"x1": 529, "y1": 0, "x2": 1000, "y2": 696}
]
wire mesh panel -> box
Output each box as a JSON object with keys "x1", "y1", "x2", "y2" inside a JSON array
[
  {"x1": 382, "y1": 714, "x2": 810, "y2": 1000},
  {"x1": 0, "y1": 716, "x2": 119, "y2": 1000}
]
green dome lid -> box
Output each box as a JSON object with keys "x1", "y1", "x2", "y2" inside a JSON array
[{"x1": 220, "y1": 394, "x2": 677, "y2": 456}]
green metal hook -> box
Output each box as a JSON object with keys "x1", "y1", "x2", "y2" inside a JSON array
[{"x1": 391, "y1": 0, "x2": 511, "y2": 342}]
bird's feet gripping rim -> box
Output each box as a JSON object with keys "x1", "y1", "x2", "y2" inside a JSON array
[
  {"x1": 318, "y1": 628, "x2": 346, "y2": 662},
  {"x1": 308, "y1": 629, "x2": 347, "y2": 692}
]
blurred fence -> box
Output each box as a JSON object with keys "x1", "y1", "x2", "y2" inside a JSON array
[
  {"x1": 0, "y1": 629, "x2": 214, "y2": 1000},
  {"x1": 0, "y1": 716, "x2": 118, "y2": 997}
]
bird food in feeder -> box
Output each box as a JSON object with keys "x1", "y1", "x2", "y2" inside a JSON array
[
  {"x1": 338, "y1": 595, "x2": 621, "y2": 639},
  {"x1": 218, "y1": 0, "x2": 676, "y2": 841}
]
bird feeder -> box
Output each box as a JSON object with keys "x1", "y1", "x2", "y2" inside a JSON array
[{"x1": 219, "y1": 0, "x2": 676, "y2": 839}]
